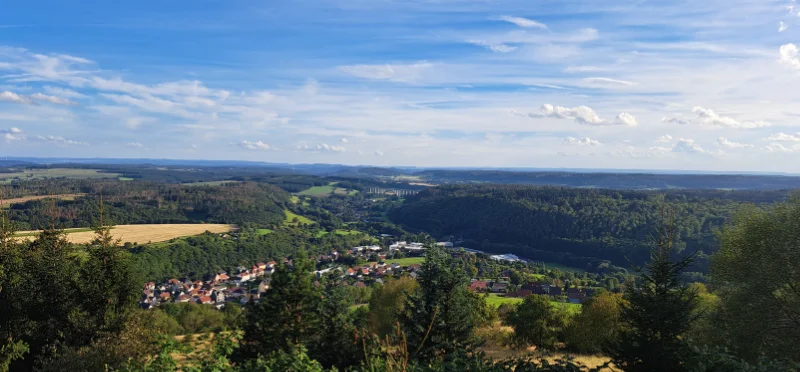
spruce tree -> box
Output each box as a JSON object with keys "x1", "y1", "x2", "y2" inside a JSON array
[
  {"x1": 607, "y1": 209, "x2": 699, "y2": 372},
  {"x1": 240, "y1": 249, "x2": 321, "y2": 357},
  {"x1": 400, "y1": 246, "x2": 479, "y2": 362}
]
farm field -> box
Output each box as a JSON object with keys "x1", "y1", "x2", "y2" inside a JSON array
[
  {"x1": 384, "y1": 256, "x2": 425, "y2": 266},
  {"x1": 2, "y1": 193, "x2": 85, "y2": 207},
  {"x1": 540, "y1": 261, "x2": 587, "y2": 273},
  {"x1": 15, "y1": 224, "x2": 235, "y2": 244},
  {"x1": 484, "y1": 294, "x2": 582, "y2": 313},
  {"x1": 0, "y1": 168, "x2": 120, "y2": 184}
]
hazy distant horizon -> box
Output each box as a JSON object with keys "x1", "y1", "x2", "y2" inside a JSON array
[{"x1": 4, "y1": 156, "x2": 800, "y2": 177}]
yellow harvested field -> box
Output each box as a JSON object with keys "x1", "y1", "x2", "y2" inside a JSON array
[
  {"x1": 3, "y1": 194, "x2": 85, "y2": 206},
  {"x1": 18, "y1": 224, "x2": 235, "y2": 244}
]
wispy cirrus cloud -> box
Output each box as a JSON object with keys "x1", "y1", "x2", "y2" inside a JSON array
[
  {"x1": 492, "y1": 16, "x2": 548, "y2": 29},
  {"x1": 466, "y1": 40, "x2": 517, "y2": 53}
]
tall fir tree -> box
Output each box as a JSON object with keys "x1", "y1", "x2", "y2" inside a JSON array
[
  {"x1": 400, "y1": 246, "x2": 480, "y2": 362},
  {"x1": 607, "y1": 209, "x2": 699, "y2": 372},
  {"x1": 240, "y1": 249, "x2": 321, "y2": 357}
]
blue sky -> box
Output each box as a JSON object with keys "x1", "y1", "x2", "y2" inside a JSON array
[{"x1": 2, "y1": 0, "x2": 800, "y2": 172}]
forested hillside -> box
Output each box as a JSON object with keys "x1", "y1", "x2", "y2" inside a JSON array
[
  {"x1": 389, "y1": 185, "x2": 792, "y2": 272},
  {"x1": 3, "y1": 181, "x2": 289, "y2": 230}
]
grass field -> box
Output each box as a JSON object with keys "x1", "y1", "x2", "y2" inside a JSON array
[
  {"x1": 384, "y1": 257, "x2": 425, "y2": 266},
  {"x1": 118, "y1": 177, "x2": 134, "y2": 181},
  {"x1": 2, "y1": 193, "x2": 85, "y2": 207},
  {"x1": 256, "y1": 228, "x2": 274, "y2": 235},
  {"x1": 298, "y1": 185, "x2": 336, "y2": 196},
  {"x1": 0, "y1": 169, "x2": 120, "y2": 184},
  {"x1": 484, "y1": 294, "x2": 582, "y2": 314},
  {"x1": 284, "y1": 210, "x2": 314, "y2": 226},
  {"x1": 15, "y1": 224, "x2": 235, "y2": 244}
]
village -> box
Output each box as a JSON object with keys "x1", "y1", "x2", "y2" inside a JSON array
[{"x1": 139, "y1": 240, "x2": 594, "y2": 310}]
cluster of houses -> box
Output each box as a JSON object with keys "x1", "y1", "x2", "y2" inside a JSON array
[
  {"x1": 140, "y1": 241, "x2": 433, "y2": 310},
  {"x1": 140, "y1": 261, "x2": 280, "y2": 309},
  {"x1": 140, "y1": 239, "x2": 598, "y2": 310}
]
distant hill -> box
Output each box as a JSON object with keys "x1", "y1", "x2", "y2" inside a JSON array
[{"x1": 389, "y1": 184, "x2": 792, "y2": 273}]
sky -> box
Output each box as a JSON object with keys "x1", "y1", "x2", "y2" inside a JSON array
[{"x1": 2, "y1": 0, "x2": 800, "y2": 172}]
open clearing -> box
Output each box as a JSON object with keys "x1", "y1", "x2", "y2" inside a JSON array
[
  {"x1": 484, "y1": 294, "x2": 582, "y2": 313},
  {"x1": 384, "y1": 257, "x2": 425, "y2": 266},
  {"x1": 2, "y1": 193, "x2": 85, "y2": 207},
  {"x1": 298, "y1": 185, "x2": 336, "y2": 196},
  {"x1": 16, "y1": 224, "x2": 235, "y2": 244},
  {"x1": 284, "y1": 210, "x2": 314, "y2": 226},
  {"x1": 0, "y1": 169, "x2": 120, "y2": 184}
]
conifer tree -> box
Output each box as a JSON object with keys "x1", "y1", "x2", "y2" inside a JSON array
[{"x1": 607, "y1": 209, "x2": 699, "y2": 372}]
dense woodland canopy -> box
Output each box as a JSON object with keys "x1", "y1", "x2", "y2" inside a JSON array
[
  {"x1": 2, "y1": 181, "x2": 289, "y2": 230},
  {"x1": 389, "y1": 185, "x2": 792, "y2": 272}
]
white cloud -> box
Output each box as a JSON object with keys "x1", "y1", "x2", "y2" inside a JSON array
[
  {"x1": 615, "y1": 112, "x2": 638, "y2": 126},
  {"x1": 337, "y1": 62, "x2": 433, "y2": 83},
  {"x1": 0, "y1": 91, "x2": 31, "y2": 104},
  {"x1": 718, "y1": 137, "x2": 753, "y2": 148},
  {"x1": 375, "y1": 150, "x2": 384, "y2": 156},
  {"x1": 32, "y1": 135, "x2": 88, "y2": 146},
  {"x1": 765, "y1": 143, "x2": 795, "y2": 153},
  {"x1": 29, "y1": 92, "x2": 76, "y2": 105},
  {"x1": 521, "y1": 104, "x2": 636, "y2": 126},
  {"x1": 662, "y1": 117, "x2": 690, "y2": 125},
  {"x1": 298, "y1": 143, "x2": 345, "y2": 153},
  {"x1": 43, "y1": 86, "x2": 86, "y2": 99},
  {"x1": 780, "y1": 22, "x2": 789, "y2": 32},
  {"x1": 239, "y1": 140, "x2": 271, "y2": 151},
  {"x1": 0, "y1": 90, "x2": 75, "y2": 105},
  {"x1": 583, "y1": 77, "x2": 637, "y2": 87},
  {"x1": 779, "y1": 43, "x2": 800, "y2": 69},
  {"x1": 692, "y1": 107, "x2": 768, "y2": 129},
  {"x1": 564, "y1": 66, "x2": 608, "y2": 73},
  {"x1": 656, "y1": 135, "x2": 673, "y2": 143},
  {"x1": 765, "y1": 132, "x2": 800, "y2": 142},
  {"x1": 493, "y1": 16, "x2": 548, "y2": 29},
  {"x1": 340, "y1": 138, "x2": 349, "y2": 143},
  {"x1": 466, "y1": 40, "x2": 517, "y2": 53},
  {"x1": 564, "y1": 136, "x2": 600, "y2": 146},
  {"x1": 1, "y1": 127, "x2": 24, "y2": 142},
  {"x1": 126, "y1": 142, "x2": 144, "y2": 148},
  {"x1": 672, "y1": 138, "x2": 710, "y2": 154}
]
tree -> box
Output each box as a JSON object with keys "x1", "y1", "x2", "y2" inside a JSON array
[
  {"x1": 240, "y1": 249, "x2": 321, "y2": 357},
  {"x1": 311, "y1": 284, "x2": 363, "y2": 369},
  {"x1": 368, "y1": 277, "x2": 419, "y2": 337},
  {"x1": 712, "y1": 196, "x2": 800, "y2": 362},
  {"x1": 400, "y1": 246, "x2": 480, "y2": 361},
  {"x1": 607, "y1": 210, "x2": 699, "y2": 372},
  {"x1": 565, "y1": 292, "x2": 624, "y2": 353},
  {"x1": 506, "y1": 295, "x2": 567, "y2": 349}
]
